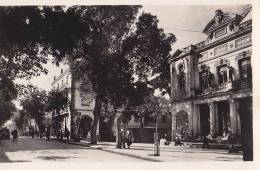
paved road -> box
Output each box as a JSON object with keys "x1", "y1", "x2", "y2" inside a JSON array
[{"x1": 0, "y1": 137, "x2": 148, "y2": 162}]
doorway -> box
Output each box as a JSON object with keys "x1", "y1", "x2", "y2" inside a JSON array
[
  {"x1": 217, "y1": 101, "x2": 230, "y2": 136},
  {"x1": 199, "y1": 104, "x2": 210, "y2": 136}
]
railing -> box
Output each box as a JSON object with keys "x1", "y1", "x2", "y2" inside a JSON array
[
  {"x1": 195, "y1": 82, "x2": 232, "y2": 96},
  {"x1": 195, "y1": 79, "x2": 252, "y2": 96},
  {"x1": 239, "y1": 19, "x2": 252, "y2": 31},
  {"x1": 232, "y1": 79, "x2": 252, "y2": 90}
]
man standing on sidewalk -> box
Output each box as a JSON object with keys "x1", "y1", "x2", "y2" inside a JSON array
[{"x1": 11, "y1": 129, "x2": 18, "y2": 142}]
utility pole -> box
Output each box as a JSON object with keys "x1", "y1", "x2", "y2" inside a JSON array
[{"x1": 154, "y1": 104, "x2": 160, "y2": 156}]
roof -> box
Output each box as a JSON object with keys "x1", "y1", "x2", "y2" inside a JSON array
[{"x1": 202, "y1": 9, "x2": 241, "y2": 34}]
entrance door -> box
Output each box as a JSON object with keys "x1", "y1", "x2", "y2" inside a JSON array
[
  {"x1": 199, "y1": 104, "x2": 210, "y2": 136},
  {"x1": 217, "y1": 101, "x2": 230, "y2": 136}
]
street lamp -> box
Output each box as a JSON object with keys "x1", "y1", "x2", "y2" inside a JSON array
[{"x1": 154, "y1": 103, "x2": 161, "y2": 156}]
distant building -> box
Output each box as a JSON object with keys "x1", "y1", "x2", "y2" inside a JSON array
[
  {"x1": 51, "y1": 66, "x2": 97, "y2": 140},
  {"x1": 169, "y1": 6, "x2": 252, "y2": 141}
]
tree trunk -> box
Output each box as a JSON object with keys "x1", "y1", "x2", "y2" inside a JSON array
[
  {"x1": 91, "y1": 95, "x2": 102, "y2": 144},
  {"x1": 116, "y1": 115, "x2": 123, "y2": 148},
  {"x1": 70, "y1": 72, "x2": 76, "y2": 140}
]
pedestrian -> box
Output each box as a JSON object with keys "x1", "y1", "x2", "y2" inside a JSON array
[
  {"x1": 12, "y1": 129, "x2": 18, "y2": 142},
  {"x1": 202, "y1": 136, "x2": 209, "y2": 148},
  {"x1": 126, "y1": 131, "x2": 133, "y2": 149},
  {"x1": 65, "y1": 128, "x2": 70, "y2": 142},
  {"x1": 46, "y1": 127, "x2": 50, "y2": 141},
  {"x1": 174, "y1": 136, "x2": 182, "y2": 146},
  {"x1": 31, "y1": 129, "x2": 35, "y2": 138}
]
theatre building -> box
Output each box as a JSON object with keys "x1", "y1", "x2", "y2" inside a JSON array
[
  {"x1": 51, "y1": 66, "x2": 97, "y2": 140},
  {"x1": 169, "y1": 6, "x2": 252, "y2": 142}
]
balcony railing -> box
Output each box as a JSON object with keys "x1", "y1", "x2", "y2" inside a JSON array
[
  {"x1": 195, "y1": 82, "x2": 233, "y2": 96},
  {"x1": 232, "y1": 79, "x2": 252, "y2": 90},
  {"x1": 195, "y1": 79, "x2": 252, "y2": 96}
]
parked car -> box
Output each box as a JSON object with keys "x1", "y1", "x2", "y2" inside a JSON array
[{"x1": 0, "y1": 127, "x2": 10, "y2": 140}]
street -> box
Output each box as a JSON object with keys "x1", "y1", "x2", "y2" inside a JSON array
[
  {"x1": 0, "y1": 137, "x2": 243, "y2": 162},
  {"x1": 0, "y1": 137, "x2": 147, "y2": 162}
]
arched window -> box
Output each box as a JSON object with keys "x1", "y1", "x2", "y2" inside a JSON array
[
  {"x1": 177, "y1": 64, "x2": 186, "y2": 91},
  {"x1": 218, "y1": 65, "x2": 228, "y2": 84},
  {"x1": 239, "y1": 58, "x2": 251, "y2": 80}
]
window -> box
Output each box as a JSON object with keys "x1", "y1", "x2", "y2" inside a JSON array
[
  {"x1": 199, "y1": 71, "x2": 209, "y2": 90},
  {"x1": 215, "y1": 27, "x2": 227, "y2": 38},
  {"x1": 66, "y1": 76, "x2": 69, "y2": 84},
  {"x1": 218, "y1": 65, "x2": 229, "y2": 84},
  {"x1": 239, "y1": 58, "x2": 251, "y2": 80},
  {"x1": 177, "y1": 64, "x2": 185, "y2": 91}
]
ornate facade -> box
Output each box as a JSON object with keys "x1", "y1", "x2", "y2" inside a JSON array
[
  {"x1": 51, "y1": 67, "x2": 97, "y2": 140},
  {"x1": 169, "y1": 6, "x2": 252, "y2": 141}
]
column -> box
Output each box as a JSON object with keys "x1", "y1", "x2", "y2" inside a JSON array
[
  {"x1": 171, "y1": 104, "x2": 177, "y2": 141},
  {"x1": 209, "y1": 103, "x2": 216, "y2": 135},
  {"x1": 96, "y1": 120, "x2": 100, "y2": 141},
  {"x1": 192, "y1": 104, "x2": 199, "y2": 136},
  {"x1": 197, "y1": 106, "x2": 201, "y2": 136},
  {"x1": 229, "y1": 99, "x2": 238, "y2": 134}
]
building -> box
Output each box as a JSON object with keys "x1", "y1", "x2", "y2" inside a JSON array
[
  {"x1": 169, "y1": 6, "x2": 252, "y2": 141},
  {"x1": 51, "y1": 66, "x2": 97, "y2": 140}
]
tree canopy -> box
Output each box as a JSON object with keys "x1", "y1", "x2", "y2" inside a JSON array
[
  {"x1": 46, "y1": 89, "x2": 68, "y2": 114},
  {"x1": 20, "y1": 88, "x2": 47, "y2": 131}
]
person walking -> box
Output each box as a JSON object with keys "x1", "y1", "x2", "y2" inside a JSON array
[
  {"x1": 126, "y1": 131, "x2": 133, "y2": 149},
  {"x1": 12, "y1": 129, "x2": 18, "y2": 142},
  {"x1": 46, "y1": 127, "x2": 50, "y2": 141},
  {"x1": 65, "y1": 128, "x2": 70, "y2": 142}
]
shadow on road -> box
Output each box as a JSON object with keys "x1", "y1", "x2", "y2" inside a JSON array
[
  {"x1": 37, "y1": 156, "x2": 79, "y2": 161},
  {"x1": 0, "y1": 137, "x2": 99, "y2": 163}
]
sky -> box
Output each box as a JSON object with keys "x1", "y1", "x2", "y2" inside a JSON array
[{"x1": 15, "y1": 4, "x2": 247, "y2": 93}]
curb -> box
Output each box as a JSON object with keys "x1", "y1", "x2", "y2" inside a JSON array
[
  {"x1": 57, "y1": 139, "x2": 162, "y2": 162},
  {"x1": 98, "y1": 147, "x2": 163, "y2": 162}
]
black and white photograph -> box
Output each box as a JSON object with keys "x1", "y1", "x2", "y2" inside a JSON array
[{"x1": 0, "y1": 0, "x2": 258, "y2": 165}]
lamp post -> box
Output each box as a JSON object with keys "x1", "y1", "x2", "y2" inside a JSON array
[{"x1": 154, "y1": 103, "x2": 160, "y2": 156}]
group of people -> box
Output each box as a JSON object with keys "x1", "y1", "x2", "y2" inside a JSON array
[
  {"x1": 121, "y1": 130, "x2": 134, "y2": 149},
  {"x1": 56, "y1": 128, "x2": 70, "y2": 141}
]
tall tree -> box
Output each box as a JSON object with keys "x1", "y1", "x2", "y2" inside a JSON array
[
  {"x1": 122, "y1": 12, "x2": 176, "y2": 95},
  {"x1": 68, "y1": 6, "x2": 141, "y2": 144},
  {"x1": 46, "y1": 89, "x2": 68, "y2": 115},
  {"x1": 20, "y1": 88, "x2": 47, "y2": 133}
]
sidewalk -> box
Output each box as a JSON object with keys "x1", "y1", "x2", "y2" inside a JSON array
[
  {"x1": 63, "y1": 140, "x2": 243, "y2": 161},
  {"x1": 0, "y1": 140, "x2": 10, "y2": 162}
]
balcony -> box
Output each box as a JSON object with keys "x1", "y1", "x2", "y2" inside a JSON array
[
  {"x1": 195, "y1": 82, "x2": 233, "y2": 96},
  {"x1": 232, "y1": 79, "x2": 252, "y2": 90},
  {"x1": 195, "y1": 79, "x2": 252, "y2": 96}
]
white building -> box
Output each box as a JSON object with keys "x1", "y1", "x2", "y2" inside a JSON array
[
  {"x1": 169, "y1": 6, "x2": 252, "y2": 142},
  {"x1": 51, "y1": 66, "x2": 98, "y2": 140}
]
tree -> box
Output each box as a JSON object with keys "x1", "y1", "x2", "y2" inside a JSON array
[
  {"x1": 14, "y1": 110, "x2": 30, "y2": 132},
  {"x1": 68, "y1": 6, "x2": 141, "y2": 144},
  {"x1": 122, "y1": 12, "x2": 176, "y2": 95},
  {"x1": 46, "y1": 89, "x2": 68, "y2": 115},
  {"x1": 0, "y1": 100, "x2": 16, "y2": 126},
  {"x1": 20, "y1": 88, "x2": 47, "y2": 133},
  {"x1": 0, "y1": 72, "x2": 17, "y2": 126}
]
